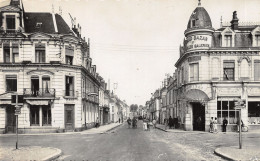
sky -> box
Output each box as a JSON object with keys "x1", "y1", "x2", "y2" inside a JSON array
[{"x1": 1, "y1": 0, "x2": 260, "y2": 106}]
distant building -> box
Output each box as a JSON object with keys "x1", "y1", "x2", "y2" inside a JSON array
[{"x1": 175, "y1": 1, "x2": 260, "y2": 131}]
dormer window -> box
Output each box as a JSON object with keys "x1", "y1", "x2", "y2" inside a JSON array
[
  {"x1": 256, "y1": 35, "x2": 260, "y2": 46},
  {"x1": 224, "y1": 35, "x2": 232, "y2": 47},
  {"x1": 190, "y1": 19, "x2": 196, "y2": 28},
  {"x1": 6, "y1": 15, "x2": 16, "y2": 31}
]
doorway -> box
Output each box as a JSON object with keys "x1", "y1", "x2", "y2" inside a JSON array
[
  {"x1": 31, "y1": 76, "x2": 39, "y2": 96},
  {"x1": 65, "y1": 105, "x2": 74, "y2": 131},
  {"x1": 192, "y1": 102, "x2": 205, "y2": 131},
  {"x1": 6, "y1": 105, "x2": 16, "y2": 133}
]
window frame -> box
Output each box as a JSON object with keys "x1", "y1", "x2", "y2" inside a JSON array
[
  {"x1": 223, "y1": 61, "x2": 235, "y2": 81},
  {"x1": 6, "y1": 75, "x2": 17, "y2": 92},
  {"x1": 189, "y1": 63, "x2": 199, "y2": 82}
]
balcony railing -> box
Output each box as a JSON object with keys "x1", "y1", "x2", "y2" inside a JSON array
[{"x1": 24, "y1": 88, "x2": 55, "y2": 97}]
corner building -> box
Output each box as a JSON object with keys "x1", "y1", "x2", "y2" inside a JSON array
[
  {"x1": 176, "y1": 2, "x2": 260, "y2": 132},
  {"x1": 0, "y1": 0, "x2": 100, "y2": 133}
]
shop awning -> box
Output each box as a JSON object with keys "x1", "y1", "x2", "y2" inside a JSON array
[
  {"x1": 184, "y1": 89, "x2": 210, "y2": 102},
  {"x1": 26, "y1": 100, "x2": 49, "y2": 105}
]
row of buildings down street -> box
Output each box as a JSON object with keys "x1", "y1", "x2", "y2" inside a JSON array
[
  {"x1": 0, "y1": 0, "x2": 129, "y2": 134},
  {"x1": 146, "y1": 1, "x2": 260, "y2": 132}
]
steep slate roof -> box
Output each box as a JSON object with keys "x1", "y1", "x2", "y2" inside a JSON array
[{"x1": 24, "y1": 12, "x2": 71, "y2": 34}]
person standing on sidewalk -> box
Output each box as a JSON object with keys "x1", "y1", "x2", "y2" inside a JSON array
[
  {"x1": 127, "y1": 117, "x2": 131, "y2": 129},
  {"x1": 209, "y1": 117, "x2": 214, "y2": 133},
  {"x1": 95, "y1": 117, "x2": 99, "y2": 128},
  {"x1": 223, "y1": 117, "x2": 228, "y2": 133},
  {"x1": 164, "y1": 118, "x2": 168, "y2": 130},
  {"x1": 213, "y1": 117, "x2": 218, "y2": 133},
  {"x1": 152, "y1": 118, "x2": 157, "y2": 129}
]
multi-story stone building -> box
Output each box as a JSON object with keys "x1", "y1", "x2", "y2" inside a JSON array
[
  {"x1": 0, "y1": 0, "x2": 100, "y2": 133},
  {"x1": 175, "y1": 1, "x2": 260, "y2": 131}
]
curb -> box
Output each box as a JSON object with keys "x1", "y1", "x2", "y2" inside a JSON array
[
  {"x1": 156, "y1": 126, "x2": 167, "y2": 132},
  {"x1": 42, "y1": 147, "x2": 62, "y2": 161},
  {"x1": 214, "y1": 148, "x2": 235, "y2": 161},
  {"x1": 105, "y1": 123, "x2": 122, "y2": 133}
]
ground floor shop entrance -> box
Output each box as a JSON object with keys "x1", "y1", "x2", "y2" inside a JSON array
[
  {"x1": 6, "y1": 105, "x2": 16, "y2": 133},
  {"x1": 65, "y1": 104, "x2": 74, "y2": 131},
  {"x1": 192, "y1": 102, "x2": 205, "y2": 131}
]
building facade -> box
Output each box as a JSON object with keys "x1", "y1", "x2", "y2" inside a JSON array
[
  {"x1": 175, "y1": 2, "x2": 260, "y2": 131},
  {"x1": 0, "y1": 0, "x2": 100, "y2": 133}
]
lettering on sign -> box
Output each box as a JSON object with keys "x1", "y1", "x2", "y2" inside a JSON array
[{"x1": 186, "y1": 35, "x2": 211, "y2": 50}]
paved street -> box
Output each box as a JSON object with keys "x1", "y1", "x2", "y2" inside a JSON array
[{"x1": 1, "y1": 121, "x2": 260, "y2": 160}]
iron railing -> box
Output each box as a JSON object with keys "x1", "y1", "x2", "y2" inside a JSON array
[{"x1": 23, "y1": 88, "x2": 55, "y2": 97}]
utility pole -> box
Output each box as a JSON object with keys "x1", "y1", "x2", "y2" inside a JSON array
[{"x1": 14, "y1": 94, "x2": 21, "y2": 149}]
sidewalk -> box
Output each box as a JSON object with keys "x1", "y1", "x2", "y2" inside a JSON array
[
  {"x1": 156, "y1": 124, "x2": 205, "y2": 134},
  {"x1": 215, "y1": 146, "x2": 260, "y2": 161},
  {"x1": 80, "y1": 122, "x2": 122, "y2": 134},
  {"x1": 0, "y1": 146, "x2": 62, "y2": 161}
]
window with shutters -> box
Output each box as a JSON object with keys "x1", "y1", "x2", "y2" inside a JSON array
[
  {"x1": 254, "y1": 60, "x2": 260, "y2": 81},
  {"x1": 223, "y1": 61, "x2": 235, "y2": 81},
  {"x1": 190, "y1": 63, "x2": 199, "y2": 81},
  {"x1": 6, "y1": 75, "x2": 17, "y2": 92},
  {"x1": 12, "y1": 44, "x2": 19, "y2": 63},
  {"x1": 35, "y1": 44, "x2": 45, "y2": 63},
  {"x1": 65, "y1": 46, "x2": 74, "y2": 65}
]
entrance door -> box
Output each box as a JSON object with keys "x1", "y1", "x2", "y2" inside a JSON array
[
  {"x1": 6, "y1": 105, "x2": 16, "y2": 133},
  {"x1": 65, "y1": 105, "x2": 74, "y2": 131},
  {"x1": 192, "y1": 102, "x2": 205, "y2": 131}
]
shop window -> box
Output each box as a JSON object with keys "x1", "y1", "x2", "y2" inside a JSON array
[
  {"x1": 35, "y1": 44, "x2": 45, "y2": 63},
  {"x1": 42, "y1": 106, "x2": 51, "y2": 125},
  {"x1": 6, "y1": 15, "x2": 16, "y2": 31},
  {"x1": 254, "y1": 61, "x2": 260, "y2": 81},
  {"x1": 6, "y1": 75, "x2": 17, "y2": 92},
  {"x1": 248, "y1": 102, "x2": 260, "y2": 124},
  {"x1": 30, "y1": 106, "x2": 40, "y2": 126},
  {"x1": 217, "y1": 99, "x2": 239, "y2": 124},
  {"x1": 65, "y1": 76, "x2": 74, "y2": 97},
  {"x1": 190, "y1": 63, "x2": 199, "y2": 81},
  {"x1": 223, "y1": 61, "x2": 235, "y2": 81},
  {"x1": 224, "y1": 35, "x2": 232, "y2": 47}
]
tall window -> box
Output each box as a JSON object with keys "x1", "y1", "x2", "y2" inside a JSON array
[
  {"x1": 181, "y1": 67, "x2": 184, "y2": 84},
  {"x1": 6, "y1": 15, "x2": 15, "y2": 31},
  {"x1": 12, "y1": 45, "x2": 19, "y2": 63},
  {"x1": 65, "y1": 46, "x2": 74, "y2": 65},
  {"x1": 217, "y1": 99, "x2": 239, "y2": 124},
  {"x1": 190, "y1": 63, "x2": 199, "y2": 81},
  {"x1": 6, "y1": 75, "x2": 17, "y2": 92},
  {"x1": 35, "y1": 44, "x2": 45, "y2": 63},
  {"x1": 42, "y1": 76, "x2": 50, "y2": 94},
  {"x1": 3, "y1": 46, "x2": 10, "y2": 63},
  {"x1": 30, "y1": 106, "x2": 40, "y2": 126},
  {"x1": 223, "y1": 61, "x2": 235, "y2": 81},
  {"x1": 224, "y1": 35, "x2": 232, "y2": 47},
  {"x1": 254, "y1": 60, "x2": 260, "y2": 81},
  {"x1": 190, "y1": 19, "x2": 196, "y2": 28},
  {"x1": 65, "y1": 76, "x2": 74, "y2": 97},
  {"x1": 42, "y1": 106, "x2": 51, "y2": 125}
]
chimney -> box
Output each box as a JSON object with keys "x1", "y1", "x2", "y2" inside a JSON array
[{"x1": 231, "y1": 11, "x2": 239, "y2": 30}]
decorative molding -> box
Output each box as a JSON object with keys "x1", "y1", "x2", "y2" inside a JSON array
[{"x1": 27, "y1": 69, "x2": 54, "y2": 75}]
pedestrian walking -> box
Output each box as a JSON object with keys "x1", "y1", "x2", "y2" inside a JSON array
[
  {"x1": 209, "y1": 117, "x2": 214, "y2": 133},
  {"x1": 152, "y1": 118, "x2": 157, "y2": 129},
  {"x1": 119, "y1": 118, "x2": 121, "y2": 123},
  {"x1": 222, "y1": 117, "x2": 228, "y2": 133},
  {"x1": 127, "y1": 117, "x2": 131, "y2": 129},
  {"x1": 169, "y1": 116, "x2": 173, "y2": 129},
  {"x1": 213, "y1": 117, "x2": 218, "y2": 133},
  {"x1": 237, "y1": 119, "x2": 244, "y2": 132},
  {"x1": 95, "y1": 117, "x2": 99, "y2": 128},
  {"x1": 143, "y1": 119, "x2": 147, "y2": 131},
  {"x1": 164, "y1": 118, "x2": 168, "y2": 130}
]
